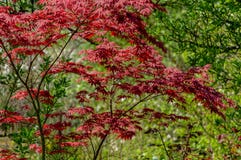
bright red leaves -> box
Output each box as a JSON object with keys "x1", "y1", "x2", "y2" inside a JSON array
[
  {"x1": 12, "y1": 89, "x2": 54, "y2": 104},
  {"x1": 0, "y1": 149, "x2": 27, "y2": 160},
  {"x1": 0, "y1": 110, "x2": 36, "y2": 124}
]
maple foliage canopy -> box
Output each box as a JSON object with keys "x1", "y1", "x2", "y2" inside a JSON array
[{"x1": 0, "y1": 0, "x2": 235, "y2": 159}]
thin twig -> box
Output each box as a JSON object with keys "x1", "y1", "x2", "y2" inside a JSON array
[{"x1": 158, "y1": 130, "x2": 174, "y2": 160}]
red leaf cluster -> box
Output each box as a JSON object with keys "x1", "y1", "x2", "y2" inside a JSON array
[
  {"x1": 76, "y1": 110, "x2": 142, "y2": 140},
  {"x1": 0, "y1": 110, "x2": 36, "y2": 124},
  {"x1": 68, "y1": 106, "x2": 94, "y2": 116},
  {"x1": 35, "y1": 121, "x2": 71, "y2": 137},
  {"x1": 50, "y1": 40, "x2": 234, "y2": 117},
  {"x1": 0, "y1": 150, "x2": 26, "y2": 160},
  {"x1": 59, "y1": 141, "x2": 87, "y2": 147},
  {"x1": 141, "y1": 108, "x2": 189, "y2": 121},
  {"x1": 12, "y1": 89, "x2": 54, "y2": 104},
  {"x1": 29, "y1": 144, "x2": 42, "y2": 153}
]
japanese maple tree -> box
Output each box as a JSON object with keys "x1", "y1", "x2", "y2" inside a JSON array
[{"x1": 0, "y1": 0, "x2": 234, "y2": 159}]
